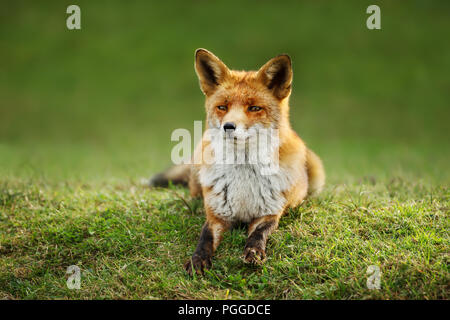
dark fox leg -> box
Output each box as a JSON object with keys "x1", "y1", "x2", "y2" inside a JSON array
[
  {"x1": 244, "y1": 214, "x2": 280, "y2": 264},
  {"x1": 149, "y1": 164, "x2": 190, "y2": 187},
  {"x1": 184, "y1": 215, "x2": 229, "y2": 275}
]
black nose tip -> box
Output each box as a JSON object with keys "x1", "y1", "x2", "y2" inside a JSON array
[{"x1": 223, "y1": 122, "x2": 236, "y2": 131}]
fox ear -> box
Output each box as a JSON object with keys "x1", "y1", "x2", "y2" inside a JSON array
[
  {"x1": 195, "y1": 49, "x2": 230, "y2": 96},
  {"x1": 257, "y1": 54, "x2": 293, "y2": 100}
]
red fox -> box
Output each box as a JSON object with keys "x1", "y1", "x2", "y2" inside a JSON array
[{"x1": 150, "y1": 49, "x2": 325, "y2": 275}]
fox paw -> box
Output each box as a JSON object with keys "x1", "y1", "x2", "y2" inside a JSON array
[
  {"x1": 243, "y1": 247, "x2": 266, "y2": 264},
  {"x1": 184, "y1": 254, "x2": 212, "y2": 276}
]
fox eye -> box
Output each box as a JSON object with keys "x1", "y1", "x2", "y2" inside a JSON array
[
  {"x1": 217, "y1": 105, "x2": 227, "y2": 111},
  {"x1": 248, "y1": 106, "x2": 262, "y2": 112}
]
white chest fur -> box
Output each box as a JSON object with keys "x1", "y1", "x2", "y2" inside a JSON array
[{"x1": 199, "y1": 163, "x2": 296, "y2": 223}]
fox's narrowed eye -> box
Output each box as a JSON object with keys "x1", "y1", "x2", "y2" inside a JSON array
[
  {"x1": 248, "y1": 106, "x2": 263, "y2": 112},
  {"x1": 217, "y1": 105, "x2": 227, "y2": 111}
]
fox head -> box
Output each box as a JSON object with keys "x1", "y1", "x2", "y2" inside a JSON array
[{"x1": 195, "y1": 49, "x2": 293, "y2": 138}]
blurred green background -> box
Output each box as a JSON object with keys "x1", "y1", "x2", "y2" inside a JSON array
[{"x1": 1, "y1": 0, "x2": 449, "y2": 184}]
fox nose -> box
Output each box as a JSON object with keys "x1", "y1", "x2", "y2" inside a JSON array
[{"x1": 223, "y1": 122, "x2": 236, "y2": 131}]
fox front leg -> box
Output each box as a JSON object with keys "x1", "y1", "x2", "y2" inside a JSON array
[
  {"x1": 244, "y1": 215, "x2": 280, "y2": 264},
  {"x1": 184, "y1": 216, "x2": 228, "y2": 275}
]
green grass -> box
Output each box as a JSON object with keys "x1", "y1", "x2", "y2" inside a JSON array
[
  {"x1": 0, "y1": 179, "x2": 448, "y2": 299},
  {"x1": 0, "y1": 0, "x2": 449, "y2": 299}
]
